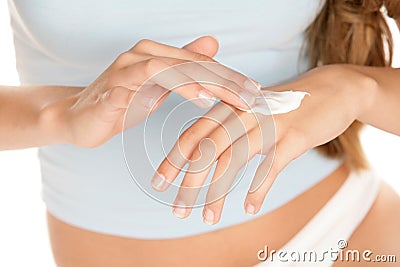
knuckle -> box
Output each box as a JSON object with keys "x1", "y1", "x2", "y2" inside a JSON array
[
  {"x1": 165, "y1": 149, "x2": 185, "y2": 169},
  {"x1": 191, "y1": 148, "x2": 202, "y2": 162},
  {"x1": 103, "y1": 75, "x2": 118, "y2": 88},
  {"x1": 219, "y1": 150, "x2": 234, "y2": 166},
  {"x1": 177, "y1": 131, "x2": 198, "y2": 156},
  {"x1": 200, "y1": 137, "x2": 217, "y2": 151},
  {"x1": 180, "y1": 128, "x2": 198, "y2": 143},
  {"x1": 248, "y1": 188, "x2": 263, "y2": 200},
  {"x1": 114, "y1": 52, "x2": 133, "y2": 67},
  {"x1": 143, "y1": 58, "x2": 160, "y2": 76},
  {"x1": 133, "y1": 39, "x2": 153, "y2": 52},
  {"x1": 107, "y1": 86, "x2": 120, "y2": 101},
  {"x1": 250, "y1": 173, "x2": 271, "y2": 197}
]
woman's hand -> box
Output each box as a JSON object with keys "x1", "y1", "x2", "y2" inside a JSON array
[
  {"x1": 39, "y1": 36, "x2": 260, "y2": 148},
  {"x1": 153, "y1": 64, "x2": 376, "y2": 224}
]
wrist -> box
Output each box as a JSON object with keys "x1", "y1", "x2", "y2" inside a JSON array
[
  {"x1": 322, "y1": 64, "x2": 379, "y2": 121},
  {"x1": 343, "y1": 65, "x2": 380, "y2": 122},
  {"x1": 38, "y1": 91, "x2": 80, "y2": 146}
]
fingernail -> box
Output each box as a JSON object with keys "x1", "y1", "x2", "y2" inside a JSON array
[
  {"x1": 141, "y1": 96, "x2": 155, "y2": 109},
  {"x1": 239, "y1": 91, "x2": 256, "y2": 107},
  {"x1": 245, "y1": 203, "x2": 255, "y2": 215},
  {"x1": 244, "y1": 79, "x2": 261, "y2": 95},
  {"x1": 151, "y1": 173, "x2": 167, "y2": 191},
  {"x1": 173, "y1": 201, "x2": 187, "y2": 218},
  {"x1": 203, "y1": 209, "x2": 215, "y2": 225},
  {"x1": 198, "y1": 90, "x2": 216, "y2": 108}
]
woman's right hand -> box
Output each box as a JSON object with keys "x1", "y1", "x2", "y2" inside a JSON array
[{"x1": 40, "y1": 36, "x2": 260, "y2": 148}]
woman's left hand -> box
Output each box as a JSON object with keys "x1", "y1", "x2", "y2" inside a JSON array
[{"x1": 153, "y1": 64, "x2": 377, "y2": 224}]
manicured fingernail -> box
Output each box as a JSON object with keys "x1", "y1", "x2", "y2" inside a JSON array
[
  {"x1": 141, "y1": 96, "x2": 155, "y2": 109},
  {"x1": 203, "y1": 209, "x2": 215, "y2": 225},
  {"x1": 151, "y1": 173, "x2": 167, "y2": 191},
  {"x1": 244, "y1": 79, "x2": 261, "y2": 95},
  {"x1": 239, "y1": 91, "x2": 256, "y2": 107},
  {"x1": 198, "y1": 90, "x2": 216, "y2": 108},
  {"x1": 245, "y1": 203, "x2": 255, "y2": 215},
  {"x1": 173, "y1": 201, "x2": 187, "y2": 218}
]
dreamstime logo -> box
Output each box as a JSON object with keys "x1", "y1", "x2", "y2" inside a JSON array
[
  {"x1": 121, "y1": 61, "x2": 276, "y2": 208},
  {"x1": 257, "y1": 240, "x2": 397, "y2": 264}
]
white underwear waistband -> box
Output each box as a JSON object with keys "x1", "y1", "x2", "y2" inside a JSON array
[{"x1": 254, "y1": 170, "x2": 381, "y2": 267}]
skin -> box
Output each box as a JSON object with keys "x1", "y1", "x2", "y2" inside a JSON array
[
  {"x1": 0, "y1": 36, "x2": 259, "y2": 149},
  {"x1": 156, "y1": 64, "x2": 400, "y2": 224},
  {"x1": 47, "y1": 167, "x2": 400, "y2": 267},
  {"x1": 1, "y1": 15, "x2": 400, "y2": 267}
]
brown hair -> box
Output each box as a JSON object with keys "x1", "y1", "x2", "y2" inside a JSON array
[{"x1": 306, "y1": 0, "x2": 400, "y2": 169}]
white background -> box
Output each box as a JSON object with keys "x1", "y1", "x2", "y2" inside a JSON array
[{"x1": 0, "y1": 2, "x2": 399, "y2": 266}]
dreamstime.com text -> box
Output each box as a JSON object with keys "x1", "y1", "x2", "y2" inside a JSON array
[{"x1": 257, "y1": 240, "x2": 397, "y2": 264}]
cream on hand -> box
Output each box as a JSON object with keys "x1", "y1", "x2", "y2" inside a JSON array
[{"x1": 237, "y1": 90, "x2": 310, "y2": 115}]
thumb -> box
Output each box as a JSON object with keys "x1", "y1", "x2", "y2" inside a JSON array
[{"x1": 182, "y1": 35, "x2": 219, "y2": 58}]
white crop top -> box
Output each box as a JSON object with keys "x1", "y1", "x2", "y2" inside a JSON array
[{"x1": 8, "y1": 0, "x2": 340, "y2": 239}]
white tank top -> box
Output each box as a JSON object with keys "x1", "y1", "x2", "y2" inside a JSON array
[{"x1": 8, "y1": 0, "x2": 339, "y2": 239}]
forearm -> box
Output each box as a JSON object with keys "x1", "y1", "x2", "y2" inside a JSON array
[
  {"x1": 0, "y1": 85, "x2": 83, "y2": 150},
  {"x1": 352, "y1": 65, "x2": 400, "y2": 135}
]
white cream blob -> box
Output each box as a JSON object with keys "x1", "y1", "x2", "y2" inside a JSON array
[{"x1": 237, "y1": 90, "x2": 310, "y2": 115}]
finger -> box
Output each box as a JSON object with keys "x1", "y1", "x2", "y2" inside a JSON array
[
  {"x1": 244, "y1": 130, "x2": 307, "y2": 215},
  {"x1": 117, "y1": 56, "x2": 257, "y2": 109},
  {"x1": 156, "y1": 106, "x2": 257, "y2": 192},
  {"x1": 123, "y1": 84, "x2": 170, "y2": 128},
  {"x1": 92, "y1": 85, "x2": 164, "y2": 138},
  {"x1": 202, "y1": 127, "x2": 264, "y2": 224},
  {"x1": 171, "y1": 139, "x2": 217, "y2": 218},
  {"x1": 183, "y1": 36, "x2": 261, "y2": 102},
  {"x1": 171, "y1": 111, "x2": 260, "y2": 218},
  {"x1": 198, "y1": 109, "x2": 258, "y2": 157},
  {"x1": 133, "y1": 38, "x2": 259, "y2": 95},
  {"x1": 131, "y1": 38, "x2": 216, "y2": 63},
  {"x1": 173, "y1": 62, "x2": 260, "y2": 108},
  {"x1": 113, "y1": 57, "x2": 216, "y2": 109},
  {"x1": 130, "y1": 39, "x2": 261, "y2": 104},
  {"x1": 115, "y1": 57, "x2": 218, "y2": 109},
  {"x1": 152, "y1": 102, "x2": 234, "y2": 191},
  {"x1": 114, "y1": 36, "x2": 218, "y2": 67},
  {"x1": 182, "y1": 36, "x2": 219, "y2": 58}
]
